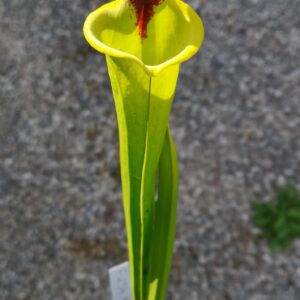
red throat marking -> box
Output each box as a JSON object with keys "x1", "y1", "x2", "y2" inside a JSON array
[{"x1": 129, "y1": 0, "x2": 162, "y2": 39}]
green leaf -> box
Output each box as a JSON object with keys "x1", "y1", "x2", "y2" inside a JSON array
[
  {"x1": 252, "y1": 185, "x2": 300, "y2": 252},
  {"x1": 147, "y1": 127, "x2": 179, "y2": 300}
]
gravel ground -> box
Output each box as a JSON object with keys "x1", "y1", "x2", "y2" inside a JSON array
[{"x1": 1, "y1": 0, "x2": 300, "y2": 299}]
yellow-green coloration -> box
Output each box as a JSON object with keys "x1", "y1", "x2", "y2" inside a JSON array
[{"x1": 83, "y1": 0, "x2": 204, "y2": 299}]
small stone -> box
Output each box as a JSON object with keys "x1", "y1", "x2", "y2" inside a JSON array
[
  {"x1": 3, "y1": 158, "x2": 13, "y2": 168},
  {"x1": 75, "y1": 272, "x2": 87, "y2": 281},
  {"x1": 277, "y1": 175, "x2": 286, "y2": 186},
  {"x1": 211, "y1": 54, "x2": 226, "y2": 69}
]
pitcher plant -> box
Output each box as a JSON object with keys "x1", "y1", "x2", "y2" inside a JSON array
[{"x1": 83, "y1": 0, "x2": 204, "y2": 298}]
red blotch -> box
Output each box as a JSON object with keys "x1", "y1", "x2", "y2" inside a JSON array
[{"x1": 129, "y1": 0, "x2": 162, "y2": 39}]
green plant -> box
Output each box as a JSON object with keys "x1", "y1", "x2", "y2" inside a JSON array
[
  {"x1": 252, "y1": 185, "x2": 300, "y2": 251},
  {"x1": 83, "y1": 0, "x2": 204, "y2": 299}
]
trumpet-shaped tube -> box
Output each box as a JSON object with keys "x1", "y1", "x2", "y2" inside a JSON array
[{"x1": 83, "y1": 0, "x2": 204, "y2": 299}]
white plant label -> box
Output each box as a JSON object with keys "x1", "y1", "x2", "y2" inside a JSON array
[{"x1": 109, "y1": 261, "x2": 132, "y2": 300}]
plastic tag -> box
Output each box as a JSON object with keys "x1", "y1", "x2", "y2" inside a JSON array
[{"x1": 109, "y1": 261, "x2": 132, "y2": 300}]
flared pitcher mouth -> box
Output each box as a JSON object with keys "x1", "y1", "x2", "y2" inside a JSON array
[{"x1": 83, "y1": 0, "x2": 204, "y2": 76}]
